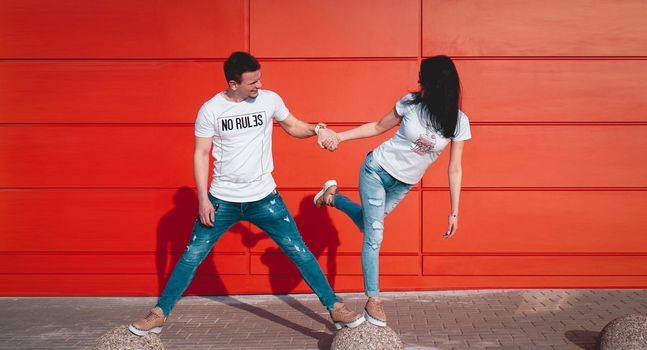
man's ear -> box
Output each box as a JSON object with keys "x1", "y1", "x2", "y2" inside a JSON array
[{"x1": 228, "y1": 80, "x2": 238, "y2": 91}]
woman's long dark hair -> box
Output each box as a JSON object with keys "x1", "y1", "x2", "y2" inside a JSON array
[{"x1": 408, "y1": 55, "x2": 461, "y2": 139}]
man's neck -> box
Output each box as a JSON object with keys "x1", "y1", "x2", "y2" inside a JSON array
[{"x1": 224, "y1": 89, "x2": 246, "y2": 103}]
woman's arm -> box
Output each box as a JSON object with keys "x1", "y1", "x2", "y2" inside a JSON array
[
  {"x1": 445, "y1": 140, "x2": 465, "y2": 239},
  {"x1": 322, "y1": 108, "x2": 401, "y2": 150},
  {"x1": 339, "y1": 108, "x2": 401, "y2": 142}
]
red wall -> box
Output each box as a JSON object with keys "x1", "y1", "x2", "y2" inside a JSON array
[{"x1": 1, "y1": 0, "x2": 646, "y2": 296}]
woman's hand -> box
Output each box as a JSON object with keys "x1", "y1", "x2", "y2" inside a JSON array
[
  {"x1": 443, "y1": 215, "x2": 458, "y2": 239},
  {"x1": 318, "y1": 129, "x2": 341, "y2": 151},
  {"x1": 323, "y1": 133, "x2": 341, "y2": 151}
]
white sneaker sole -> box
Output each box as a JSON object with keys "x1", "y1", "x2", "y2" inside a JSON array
[
  {"x1": 313, "y1": 179, "x2": 337, "y2": 207},
  {"x1": 334, "y1": 314, "x2": 366, "y2": 330},
  {"x1": 128, "y1": 323, "x2": 163, "y2": 336},
  {"x1": 363, "y1": 310, "x2": 387, "y2": 327}
]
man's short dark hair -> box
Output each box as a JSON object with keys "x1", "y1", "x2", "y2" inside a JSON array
[{"x1": 224, "y1": 51, "x2": 261, "y2": 83}]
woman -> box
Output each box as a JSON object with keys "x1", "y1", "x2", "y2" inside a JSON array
[{"x1": 314, "y1": 55, "x2": 472, "y2": 327}]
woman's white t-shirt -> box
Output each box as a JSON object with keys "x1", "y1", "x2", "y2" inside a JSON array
[{"x1": 372, "y1": 93, "x2": 472, "y2": 185}]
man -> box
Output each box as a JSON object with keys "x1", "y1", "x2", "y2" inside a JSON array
[{"x1": 128, "y1": 51, "x2": 365, "y2": 336}]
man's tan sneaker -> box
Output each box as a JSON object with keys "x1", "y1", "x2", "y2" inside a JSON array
[
  {"x1": 314, "y1": 180, "x2": 338, "y2": 208},
  {"x1": 128, "y1": 307, "x2": 167, "y2": 336},
  {"x1": 364, "y1": 297, "x2": 387, "y2": 327},
  {"x1": 329, "y1": 302, "x2": 365, "y2": 329}
]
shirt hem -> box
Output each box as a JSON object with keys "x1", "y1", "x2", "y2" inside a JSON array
[
  {"x1": 373, "y1": 155, "x2": 419, "y2": 185},
  {"x1": 209, "y1": 186, "x2": 277, "y2": 203}
]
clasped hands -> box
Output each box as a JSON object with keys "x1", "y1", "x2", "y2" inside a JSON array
[{"x1": 316, "y1": 127, "x2": 342, "y2": 152}]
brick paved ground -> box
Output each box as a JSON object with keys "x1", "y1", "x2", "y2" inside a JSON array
[{"x1": 1, "y1": 290, "x2": 646, "y2": 349}]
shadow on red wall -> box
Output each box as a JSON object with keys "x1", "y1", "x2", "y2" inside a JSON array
[
  {"x1": 153, "y1": 188, "x2": 340, "y2": 340},
  {"x1": 155, "y1": 189, "x2": 340, "y2": 296},
  {"x1": 261, "y1": 194, "x2": 340, "y2": 291},
  {"x1": 155, "y1": 187, "x2": 229, "y2": 295}
]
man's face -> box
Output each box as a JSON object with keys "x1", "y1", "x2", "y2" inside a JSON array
[{"x1": 234, "y1": 70, "x2": 262, "y2": 99}]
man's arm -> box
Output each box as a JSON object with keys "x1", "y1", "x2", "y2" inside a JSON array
[
  {"x1": 194, "y1": 136, "x2": 215, "y2": 227},
  {"x1": 277, "y1": 112, "x2": 337, "y2": 147},
  {"x1": 276, "y1": 113, "x2": 317, "y2": 138}
]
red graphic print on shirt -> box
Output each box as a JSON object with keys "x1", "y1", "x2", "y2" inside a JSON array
[{"x1": 411, "y1": 133, "x2": 436, "y2": 155}]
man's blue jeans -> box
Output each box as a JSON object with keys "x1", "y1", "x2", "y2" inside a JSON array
[
  {"x1": 332, "y1": 152, "x2": 413, "y2": 297},
  {"x1": 157, "y1": 190, "x2": 339, "y2": 316}
]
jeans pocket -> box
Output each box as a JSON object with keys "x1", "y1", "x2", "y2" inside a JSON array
[
  {"x1": 362, "y1": 152, "x2": 381, "y2": 172},
  {"x1": 259, "y1": 188, "x2": 280, "y2": 205},
  {"x1": 208, "y1": 193, "x2": 219, "y2": 207}
]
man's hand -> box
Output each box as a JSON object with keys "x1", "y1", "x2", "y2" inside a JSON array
[
  {"x1": 317, "y1": 128, "x2": 341, "y2": 151},
  {"x1": 199, "y1": 199, "x2": 215, "y2": 227}
]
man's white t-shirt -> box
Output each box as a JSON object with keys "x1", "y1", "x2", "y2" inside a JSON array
[
  {"x1": 194, "y1": 89, "x2": 289, "y2": 202},
  {"x1": 372, "y1": 93, "x2": 472, "y2": 185}
]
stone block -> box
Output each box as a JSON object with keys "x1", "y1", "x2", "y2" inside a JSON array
[
  {"x1": 95, "y1": 326, "x2": 165, "y2": 350},
  {"x1": 598, "y1": 314, "x2": 647, "y2": 350},
  {"x1": 331, "y1": 322, "x2": 404, "y2": 350}
]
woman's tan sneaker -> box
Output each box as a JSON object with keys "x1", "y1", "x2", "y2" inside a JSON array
[
  {"x1": 128, "y1": 306, "x2": 167, "y2": 336},
  {"x1": 364, "y1": 297, "x2": 387, "y2": 327}
]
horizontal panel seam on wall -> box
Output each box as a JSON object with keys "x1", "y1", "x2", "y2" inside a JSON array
[
  {"x1": 0, "y1": 273, "x2": 647, "y2": 282},
  {"x1": 248, "y1": 270, "x2": 418, "y2": 276},
  {"x1": 0, "y1": 274, "x2": 404, "y2": 278},
  {"x1": 249, "y1": 252, "x2": 419, "y2": 256},
  {"x1": 421, "y1": 274, "x2": 647, "y2": 277},
  {"x1": 2, "y1": 187, "x2": 647, "y2": 191},
  {"x1": 0, "y1": 186, "x2": 424, "y2": 191},
  {"x1": 422, "y1": 187, "x2": 647, "y2": 191},
  {"x1": 0, "y1": 273, "x2": 248, "y2": 276},
  {"x1": 421, "y1": 253, "x2": 647, "y2": 256},
  {"x1": 250, "y1": 56, "x2": 647, "y2": 61},
  {"x1": 248, "y1": 273, "x2": 416, "y2": 276},
  {"x1": 0, "y1": 57, "x2": 418, "y2": 61},
  {"x1": 0, "y1": 58, "x2": 228, "y2": 62},
  {"x1": 4, "y1": 56, "x2": 647, "y2": 61},
  {"x1": 3, "y1": 122, "x2": 647, "y2": 127},
  {"x1": 470, "y1": 122, "x2": 647, "y2": 126},
  {"x1": 0, "y1": 251, "x2": 246, "y2": 255},
  {"x1": 3, "y1": 252, "x2": 646, "y2": 256},
  {"x1": 0, "y1": 251, "x2": 421, "y2": 256},
  {"x1": 255, "y1": 56, "x2": 647, "y2": 61},
  {"x1": 2, "y1": 273, "x2": 646, "y2": 278},
  {"x1": 450, "y1": 56, "x2": 647, "y2": 61}
]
